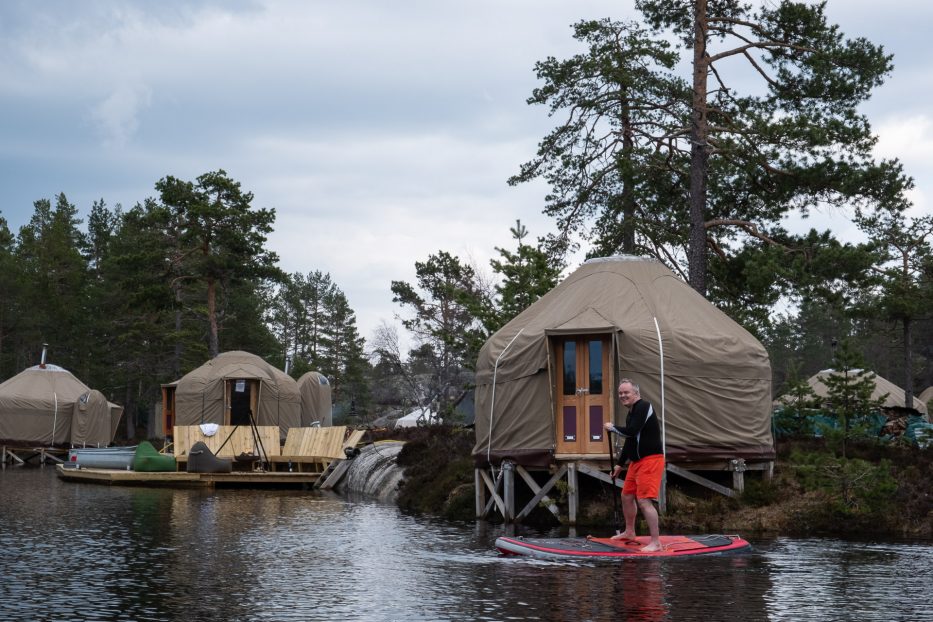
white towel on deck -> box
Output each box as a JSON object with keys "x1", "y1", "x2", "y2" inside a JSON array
[{"x1": 199, "y1": 423, "x2": 219, "y2": 437}]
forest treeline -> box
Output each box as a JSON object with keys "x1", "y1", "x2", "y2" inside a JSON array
[
  {"x1": 3, "y1": 1, "x2": 933, "y2": 439},
  {"x1": 0, "y1": 173, "x2": 559, "y2": 437}
]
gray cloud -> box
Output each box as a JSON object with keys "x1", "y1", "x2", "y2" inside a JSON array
[{"x1": 0, "y1": 0, "x2": 928, "y2": 347}]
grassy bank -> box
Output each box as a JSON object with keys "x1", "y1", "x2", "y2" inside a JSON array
[{"x1": 375, "y1": 426, "x2": 933, "y2": 538}]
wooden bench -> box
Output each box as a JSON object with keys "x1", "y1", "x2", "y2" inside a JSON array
[
  {"x1": 172, "y1": 425, "x2": 280, "y2": 470},
  {"x1": 269, "y1": 426, "x2": 365, "y2": 473}
]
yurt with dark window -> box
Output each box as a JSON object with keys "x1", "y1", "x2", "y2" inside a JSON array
[
  {"x1": 171, "y1": 351, "x2": 301, "y2": 441},
  {"x1": 0, "y1": 364, "x2": 123, "y2": 447},
  {"x1": 473, "y1": 256, "x2": 774, "y2": 468}
]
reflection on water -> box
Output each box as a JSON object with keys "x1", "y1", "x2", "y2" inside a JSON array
[{"x1": 0, "y1": 467, "x2": 930, "y2": 621}]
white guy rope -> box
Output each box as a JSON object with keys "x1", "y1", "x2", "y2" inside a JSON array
[
  {"x1": 487, "y1": 328, "x2": 525, "y2": 467},
  {"x1": 653, "y1": 317, "x2": 667, "y2": 457}
]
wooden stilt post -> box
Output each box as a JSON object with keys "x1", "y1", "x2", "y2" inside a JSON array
[
  {"x1": 475, "y1": 468, "x2": 486, "y2": 518},
  {"x1": 659, "y1": 469, "x2": 667, "y2": 514},
  {"x1": 730, "y1": 458, "x2": 746, "y2": 494},
  {"x1": 567, "y1": 462, "x2": 579, "y2": 525},
  {"x1": 503, "y1": 461, "x2": 515, "y2": 523},
  {"x1": 479, "y1": 469, "x2": 507, "y2": 518}
]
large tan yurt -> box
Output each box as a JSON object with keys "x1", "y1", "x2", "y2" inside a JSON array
[
  {"x1": 173, "y1": 351, "x2": 301, "y2": 440},
  {"x1": 297, "y1": 371, "x2": 333, "y2": 427},
  {"x1": 0, "y1": 364, "x2": 123, "y2": 447},
  {"x1": 473, "y1": 256, "x2": 774, "y2": 467}
]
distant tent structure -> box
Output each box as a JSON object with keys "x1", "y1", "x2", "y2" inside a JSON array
[
  {"x1": 473, "y1": 256, "x2": 774, "y2": 468},
  {"x1": 395, "y1": 407, "x2": 441, "y2": 428},
  {"x1": 0, "y1": 364, "x2": 123, "y2": 447},
  {"x1": 169, "y1": 351, "x2": 301, "y2": 441},
  {"x1": 918, "y1": 386, "x2": 933, "y2": 414},
  {"x1": 297, "y1": 371, "x2": 333, "y2": 427},
  {"x1": 781, "y1": 369, "x2": 928, "y2": 418}
]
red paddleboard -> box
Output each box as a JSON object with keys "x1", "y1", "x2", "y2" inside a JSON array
[{"x1": 495, "y1": 534, "x2": 751, "y2": 559}]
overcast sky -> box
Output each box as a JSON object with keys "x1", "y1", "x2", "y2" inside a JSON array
[{"x1": 2, "y1": 0, "x2": 931, "y2": 350}]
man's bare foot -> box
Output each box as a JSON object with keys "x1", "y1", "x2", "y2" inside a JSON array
[
  {"x1": 641, "y1": 541, "x2": 663, "y2": 552},
  {"x1": 610, "y1": 531, "x2": 637, "y2": 541}
]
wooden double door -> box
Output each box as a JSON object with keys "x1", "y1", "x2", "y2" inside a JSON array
[{"x1": 555, "y1": 336, "x2": 612, "y2": 455}]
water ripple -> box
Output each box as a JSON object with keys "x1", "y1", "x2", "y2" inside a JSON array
[{"x1": 1, "y1": 468, "x2": 930, "y2": 621}]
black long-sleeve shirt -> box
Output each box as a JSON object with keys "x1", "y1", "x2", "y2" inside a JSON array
[{"x1": 607, "y1": 398, "x2": 663, "y2": 464}]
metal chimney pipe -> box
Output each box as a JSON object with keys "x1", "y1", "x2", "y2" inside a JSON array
[{"x1": 40, "y1": 343, "x2": 49, "y2": 368}]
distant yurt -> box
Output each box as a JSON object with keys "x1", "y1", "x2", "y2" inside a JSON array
[
  {"x1": 786, "y1": 370, "x2": 928, "y2": 418},
  {"x1": 473, "y1": 256, "x2": 774, "y2": 467},
  {"x1": 297, "y1": 371, "x2": 333, "y2": 427},
  {"x1": 172, "y1": 351, "x2": 301, "y2": 441},
  {"x1": 0, "y1": 364, "x2": 123, "y2": 447},
  {"x1": 395, "y1": 407, "x2": 441, "y2": 428},
  {"x1": 918, "y1": 386, "x2": 933, "y2": 414}
]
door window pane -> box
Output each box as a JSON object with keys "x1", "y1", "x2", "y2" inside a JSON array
[
  {"x1": 563, "y1": 342, "x2": 577, "y2": 396},
  {"x1": 588, "y1": 340, "x2": 603, "y2": 394}
]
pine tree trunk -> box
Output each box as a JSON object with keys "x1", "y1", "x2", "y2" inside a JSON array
[
  {"x1": 904, "y1": 318, "x2": 914, "y2": 410},
  {"x1": 688, "y1": 0, "x2": 710, "y2": 296},
  {"x1": 621, "y1": 88, "x2": 636, "y2": 254},
  {"x1": 207, "y1": 277, "x2": 219, "y2": 358},
  {"x1": 124, "y1": 380, "x2": 134, "y2": 441}
]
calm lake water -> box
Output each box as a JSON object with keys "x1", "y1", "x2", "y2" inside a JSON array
[{"x1": 0, "y1": 466, "x2": 930, "y2": 622}]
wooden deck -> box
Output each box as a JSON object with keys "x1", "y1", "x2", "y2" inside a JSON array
[
  {"x1": 51, "y1": 425, "x2": 367, "y2": 489},
  {"x1": 56, "y1": 463, "x2": 321, "y2": 488}
]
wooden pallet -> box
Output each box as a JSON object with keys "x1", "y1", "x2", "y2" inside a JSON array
[{"x1": 270, "y1": 427, "x2": 366, "y2": 473}]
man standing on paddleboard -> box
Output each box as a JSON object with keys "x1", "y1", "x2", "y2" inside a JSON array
[{"x1": 604, "y1": 379, "x2": 665, "y2": 552}]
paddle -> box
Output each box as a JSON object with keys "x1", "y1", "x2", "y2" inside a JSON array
[{"x1": 608, "y1": 429, "x2": 621, "y2": 535}]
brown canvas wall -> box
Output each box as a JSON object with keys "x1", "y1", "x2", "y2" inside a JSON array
[
  {"x1": 473, "y1": 257, "x2": 774, "y2": 466},
  {"x1": 70, "y1": 390, "x2": 116, "y2": 447}
]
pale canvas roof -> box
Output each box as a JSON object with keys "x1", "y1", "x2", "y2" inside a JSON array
[
  {"x1": 396, "y1": 408, "x2": 441, "y2": 428},
  {"x1": 793, "y1": 369, "x2": 928, "y2": 416},
  {"x1": 917, "y1": 386, "x2": 933, "y2": 406}
]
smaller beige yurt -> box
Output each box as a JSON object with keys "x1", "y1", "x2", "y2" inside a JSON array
[
  {"x1": 0, "y1": 364, "x2": 122, "y2": 447},
  {"x1": 792, "y1": 370, "x2": 928, "y2": 417},
  {"x1": 173, "y1": 351, "x2": 301, "y2": 440},
  {"x1": 297, "y1": 371, "x2": 333, "y2": 427},
  {"x1": 71, "y1": 389, "x2": 124, "y2": 447}
]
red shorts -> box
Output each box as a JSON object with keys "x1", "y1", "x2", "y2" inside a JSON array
[{"x1": 622, "y1": 454, "x2": 665, "y2": 500}]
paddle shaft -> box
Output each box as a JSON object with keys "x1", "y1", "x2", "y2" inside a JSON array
[{"x1": 608, "y1": 431, "x2": 621, "y2": 533}]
